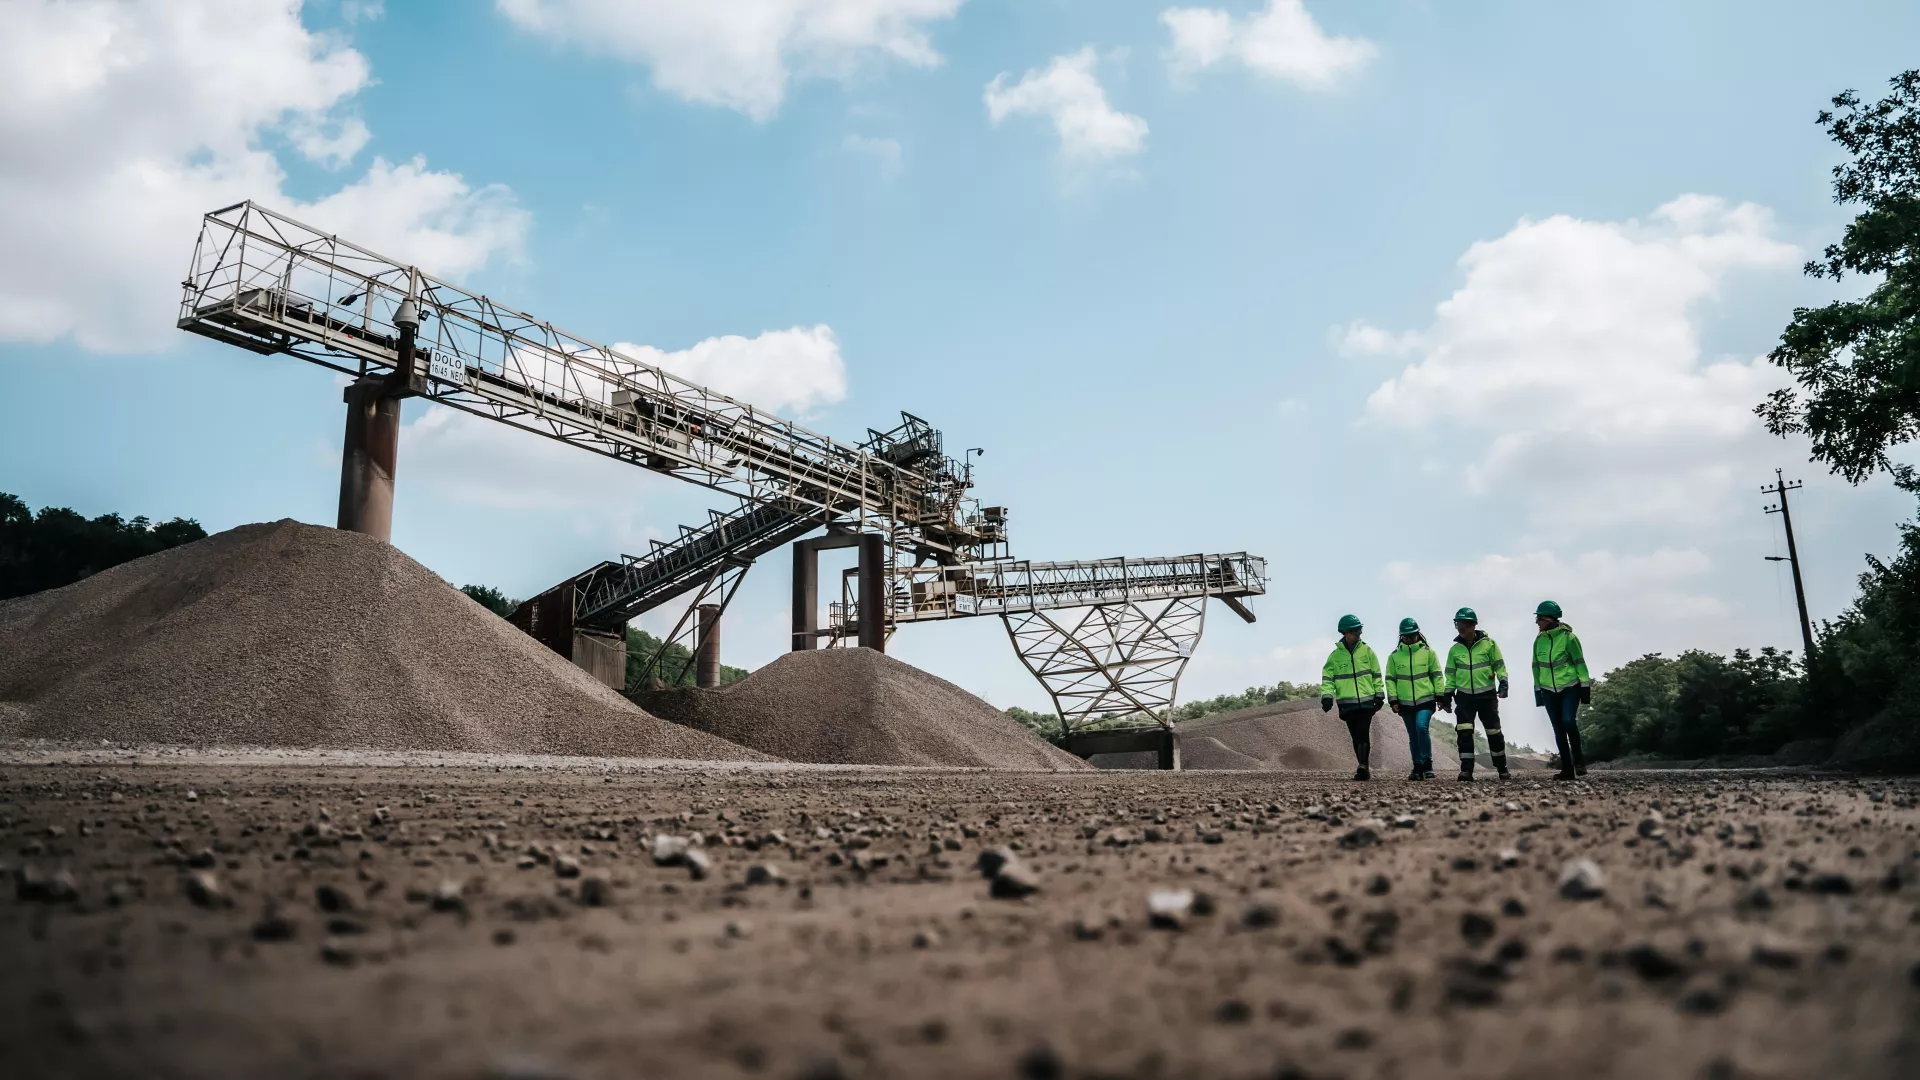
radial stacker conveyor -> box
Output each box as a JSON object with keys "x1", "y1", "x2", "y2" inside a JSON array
[{"x1": 176, "y1": 200, "x2": 1266, "y2": 766}]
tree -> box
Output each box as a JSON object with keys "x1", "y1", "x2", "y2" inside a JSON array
[
  {"x1": 459, "y1": 584, "x2": 518, "y2": 617},
  {"x1": 1758, "y1": 70, "x2": 1920, "y2": 482}
]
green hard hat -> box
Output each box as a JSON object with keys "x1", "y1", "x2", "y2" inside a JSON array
[
  {"x1": 1454, "y1": 606, "x2": 1478, "y2": 623},
  {"x1": 1398, "y1": 617, "x2": 1420, "y2": 635},
  {"x1": 1337, "y1": 613, "x2": 1363, "y2": 633},
  {"x1": 1535, "y1": 600, "x2": 1563, "y2": 618}
]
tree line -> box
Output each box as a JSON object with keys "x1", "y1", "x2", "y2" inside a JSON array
[{"x1": 0, "y1": 493, "x2": 206, "y2": 601}]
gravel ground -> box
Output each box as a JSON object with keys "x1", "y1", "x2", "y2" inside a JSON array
[
  {"x1": 636, "y1": 649, "x2": 1089, "y2": 770},
  {"x1": 4, "y1": 759, "x2": 1917, "y2": 1079},
  {"x1": 0, "y1": 521, "x2": 760, "y2": 763}
]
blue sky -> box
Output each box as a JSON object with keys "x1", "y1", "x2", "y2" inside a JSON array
[{"x1": 3, "y1": 0, "x2": 1915, "y2": 751}]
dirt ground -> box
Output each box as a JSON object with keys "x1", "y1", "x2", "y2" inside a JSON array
[{"x1": 4, "y1": 758, "x2": 1918, "y2": 1080}]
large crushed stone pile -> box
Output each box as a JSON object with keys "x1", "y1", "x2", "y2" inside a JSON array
[
  {"x1": 0, "y1": 520, "x2": 766, "y2": 762},
  {"x1": 1095, "y1": 698, "x2": 1468, "y2": 772},
  {"x1": 635, "y1": 648, "x2": 1091, "y2": 770}
]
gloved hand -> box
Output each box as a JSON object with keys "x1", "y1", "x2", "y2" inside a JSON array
[
  {"x1": 1579, "y1": 685, "x2": 1592, "y2": 705},
  {"x1": 1321, "y1": 695, "x2": 1334, "y2": 713},
  {"x1": 1439, "y1": 692, "x2": 1453, "y2": 713},
  {"x1": 1534, "y1": 688, "x2": 1545, "y2": 707},
  {"x1": 1371, "y1": 691, "x2": 1386, "y2": 708},
  {"x1": 1497, "y1": 677, "x2": 1509, "y2": 699}
]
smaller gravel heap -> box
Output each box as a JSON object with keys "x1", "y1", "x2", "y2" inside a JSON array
[{"x1": 635, "y1": 648, "x2": 1090, "y2": 770}]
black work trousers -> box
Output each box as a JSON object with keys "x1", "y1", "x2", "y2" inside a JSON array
[
  {"x1": 1454, "y1": 692, "x2": 1507, "y2": 774},
  {"x1": 1339, "y1": 706, "x2": 1378, "y2": 768}
]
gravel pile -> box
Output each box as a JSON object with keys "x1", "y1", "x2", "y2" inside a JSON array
[
  {"x1": 0, "y1": 520, "x2": 766, "y2": 762},
  {"x1": 635, "y1": 648, "x2": 1090, "y2": 770},
  {"x1": 1094, "y1": 699, "x2": 1466, "y2": 772}
]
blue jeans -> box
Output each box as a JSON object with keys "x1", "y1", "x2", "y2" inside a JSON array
[
  {"x1": 1541, "y1": 688, "x2": 1585, "y2": 770},
  {"x1": 1399, "y1": 705, "x2": 1433, "y2": 767}
]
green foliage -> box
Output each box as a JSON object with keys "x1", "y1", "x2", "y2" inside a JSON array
[
  {"x1": 1758, "y1": 70, "x2": 1920, "y2": 482},
  {"x1": 0, "y1": 492, "x2": 207, "y2": 601},
  {"x1": 624, "y1": 626, "x2": 747, "y2": 691},
  {"x1": 1005, "y1": 706, "x2": 1060, "y2": 736},
  {"x1": 1580, "y1": 649, "x2": 1802, "y2": 762},
  {"x1": 459, "y1": 584, "x2": 518, "y2": 617},
  {"x1": 1171, "y1": 681, "x2": 1322, "y2": 723},
  {"x1": 1807, "y1": 479, "x2": 1920, "y2": 769}
]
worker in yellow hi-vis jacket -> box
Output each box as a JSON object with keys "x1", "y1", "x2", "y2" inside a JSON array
[
  {"x1": 1531, "y1": 600, "x2": 1591, "y2": 780},
  {"x1": 1321, "y1": 614, "x2": 1384, "y2": 781},
  {"x1": 1384, "y1": 618, "x2": 1445, "y2": 781},
  {"x1": 1444, "y1": 606, "x2": 1510, "y2": 782}
]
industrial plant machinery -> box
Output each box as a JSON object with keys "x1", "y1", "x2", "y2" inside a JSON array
[{"x1": 177, "y1": 201, "x2": 1265, "y2": 766}]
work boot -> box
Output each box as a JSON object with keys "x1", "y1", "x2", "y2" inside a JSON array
[
  {"x1": 1574, "y1": 765, "x2": 1588, "y2": 777},
  {"x1": 1407, "y1": 764, "x2": 1422, "y2": 781},
  {"x1": 1497, "y1": 766, "x2": 1512, "y2": 781},
  {"x1": 1422, "y1": 768, "x2": 1437, "y2": 780},
  {"x1": 1352, "y1": 767, "x2": 1371, "y2": 781},
  {"x1": 1457, "y1": 766, "x2": 1473, "y2": 782},
  {"x1": 1554, "y1": 769, "x2": 1577, "y2": 781}
]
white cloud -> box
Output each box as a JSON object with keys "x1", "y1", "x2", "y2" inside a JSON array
[
  {"x1": 1363, "y1": 195, "x2": 1799, "y2": 531},
  {"x1": 1336, "y1": 319, "x2": 1421, "y2": 358},
  {"x1": 984, "y1": 48, "x2": 1148, "y2": 161},
  {"x1": 496, "y1": 0, "x2": 962, "y2": 121},
  {"x1": 613, "y1": 325, "x2": 849, "y2": 416},
  {"x1": 0, "y1": 0, "x2": 527, "y2": 353},
  {"x1": 842, "y1": 133, "x2": 903, "y2": 176},
  {"x1": 1163, "y1": 0, "x2": 1375, "y2": 88}
]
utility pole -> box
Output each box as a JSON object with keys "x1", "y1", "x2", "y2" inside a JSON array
[{"x1": 1762, "y1": 469, "x2": 1815, "y2": 665}]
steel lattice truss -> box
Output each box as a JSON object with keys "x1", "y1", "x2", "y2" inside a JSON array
[
  {"x1": 1004, "y1": 597, "x2": 1209, "y2": 734},
  {"x1": 636, "y1": 560, "x2": 752, "y2": 687},
  {"x1": 176, "y1": 202, "x2": 992, "y2": 556},
  {"x1": 886, "y1": 553, "x2": 1264, "y2": 624},
  {"x1": 827, "y1": 553, "x2": 1265, "y2": 732}
]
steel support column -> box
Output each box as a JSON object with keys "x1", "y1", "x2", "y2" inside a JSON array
[
  {"x1": 791, "y1": 542, "x2": 818, "y2": 652},
  {"x1": 695, "y1": 604, "x2": 722, "y2": 688},
  {"x1": 337, "y1": 377, "x2": 402, "y2": 541},
  {"x1": 857, "y1": 532, "x2": 886, "y2": 652}
]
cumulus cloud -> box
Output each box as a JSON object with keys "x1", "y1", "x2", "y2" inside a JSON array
[
  {"x1": 1162, "y1": 0, "x2": 1375, "y2": 88},
  {"x1": 0, "y1": 0, "x2": 527, "y2": 353},
  {"x1": 984, "y1": 48, "x2": 1148, "y2": 161},
  {"x1": 1363, "y1": 195, "x2": 1799, "y2": 531},
  {"x1": 496, "y1": 0, "x2": 962, "y2": 121},
  {"x1": 613, "y1": 325, "x2": 849, "y2": 416}
]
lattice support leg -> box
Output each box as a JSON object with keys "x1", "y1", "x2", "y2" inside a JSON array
[{"x1": 1002, "y1": 596, "x2": 1207, "y2": 736}]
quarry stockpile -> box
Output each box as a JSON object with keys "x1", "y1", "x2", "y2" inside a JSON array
[
  {"x1": 1095, "y1": 698, "x2": 1469, "y2": 772},
  {"x1": 0, "y1": 520, "x2": 767, "y2": 762},
  {"x1": 636, "y1": 648, "x2": 1092, "y2": 770}
]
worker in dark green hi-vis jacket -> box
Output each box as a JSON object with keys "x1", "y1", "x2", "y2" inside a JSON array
[
  {"x1": 1320, "y1": 614, "x2": 1384, "y2": 781},
  {"x1": 1531, "y1": 600, "x2": 1591, "y2": 780},
  {"x1": 1444, "y1": 606, "x2": 1510, "y2": 782}
]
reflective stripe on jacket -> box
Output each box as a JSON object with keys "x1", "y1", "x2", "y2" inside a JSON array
[
  {"x1": 1321, "y1": 640, "x2": 1382, "y2": 709},
  {"x1": 1385, "y1": 640, "x2": 1445, "y2": 707},
  {"x1": 1446, "y1": 632, "x2": 1508, "y2": 695},
  {"x1": 1531, "y1": 623, "x2": 1590, "y2": 691}
]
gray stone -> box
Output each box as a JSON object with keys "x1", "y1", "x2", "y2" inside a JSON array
[{"x1": 1557, "y1": 858, "x2": 1606, "y2": 900}]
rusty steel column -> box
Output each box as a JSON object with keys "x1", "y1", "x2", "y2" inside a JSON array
[
  {"x1": 695, "y1": 604, "x2": 722, "y2": 688},
  {"x1": 337, "y1": 378, "x2": 402, "y2": 541},
  {"x1": 791, "y1": 541, "x2": 817, "y2": 652},
  {"x1": 336, "y1": 297, "x2": 418, "y2": 543},
  {"x1": 857, "y1": 532, "x2": 886, "y2": 652}
]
